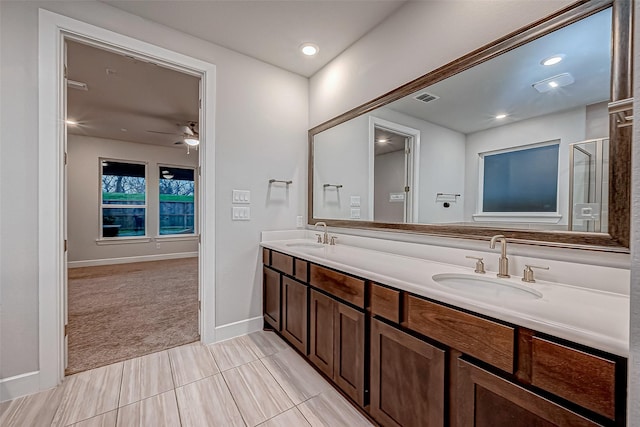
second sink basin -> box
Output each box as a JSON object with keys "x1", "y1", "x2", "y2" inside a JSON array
[{"x1": 432, "y1": 273, "x2": 543, "y2": 300}]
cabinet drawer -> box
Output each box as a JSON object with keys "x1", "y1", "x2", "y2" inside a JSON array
[
  {"x1": 531, "y1": 337, "x2": 616, "y2": 420},
  {"x1": 309, "y1": 265, "x2": 365, "y2": 308},
  {"x1": 271, "y1": 251, "x2": 294, "y2": 276},
  {"x1": 294, "y1": 258, "x2": 308, "y2": 282},
  {"x1": 406, "y1": 295, "x2": 515, "y2": 373},
  {"x1": 370, "y1": 283, "x2": 400, "y2": 323},
  {"x1": 262, "y1": 248, "x2": 270, "y2": 265}
]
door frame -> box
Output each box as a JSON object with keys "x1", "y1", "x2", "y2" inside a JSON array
[
  {"x1": 368, "y1": 116, "x2": 421, "y2": 222},
  {"x1": 38, "y1": 9, "x2": 217, "y2": 389}
]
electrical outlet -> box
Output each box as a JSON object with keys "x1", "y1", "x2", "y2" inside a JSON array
[{"x1": 156, "y1": 242, "x2": 161, "y2": 249}]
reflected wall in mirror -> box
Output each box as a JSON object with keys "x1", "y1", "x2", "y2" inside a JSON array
[{"x1": 309, "y1": 0, "x2": 632, "y2": 251}]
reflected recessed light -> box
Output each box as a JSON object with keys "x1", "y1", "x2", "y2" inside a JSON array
[
  {"x1": 66, "y1": 120, "x2": 78, "y2": 125},
  {"x1": 541, "y1": 54, "x2": 565, "y2": 66},
  {"x1": 548, "y1": 81, "x2": 559, "y2": 88},
  {"x1": 495, "y1": 114, "x2": 507, "y2": 119},
  {"x1": 376, "y1": 138, "x2": 389, "y2": 143},
  {"x1": 300, "y1": 43, "x2": 319, "y2": 56}
]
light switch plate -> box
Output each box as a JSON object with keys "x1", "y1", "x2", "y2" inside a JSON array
[
  {"x1": 350, "y1": 196, "x2": 361, "y2": 207},
  {"x1": 296, "y1": 215, "x2": 304, "y2": 228},
  {"x1": 350, "y1": 208, "x2": 361, "y2": 219},
  {"x1": 389, "y1": 193, "x2": 405, "y2": 202},
  {"x1": 232, "y1": 190, "x2": 251, "y2": 204},
  {"x1": 232, "y1": 206, "x2": 251, "y2": 220}
]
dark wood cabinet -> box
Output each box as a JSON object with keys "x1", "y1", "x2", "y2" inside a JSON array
[
  {"x1": 370, "y1": 318, "x2": 445, "y2": 427},
  {"x1": 281, "y1": 276, "x2": 308, "y2": 354},
  {"x1": 309, "y1": 289, "x2": 365, "y2": 405},
  {"x1": 262, "y1": 248, "x2": 627, "y2": 427},
  {"x1": 457, "y1": 358, "x2": 602, "y2": 427},
  {"x1": 309, "y1": 290, "x2": 335, "y2": 378},
  {"x1": 263, "y1": 267, "x2": 281, "y2": 330},
  {"x1": 333, "y1": 302, "x2": 365, "y2": 405}
]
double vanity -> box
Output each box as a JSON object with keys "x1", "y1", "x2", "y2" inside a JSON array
[{"x1": 261, "y1": 233, "x2": 628, "y2": 427}]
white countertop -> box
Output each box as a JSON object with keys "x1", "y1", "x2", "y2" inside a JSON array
[{"x1": 261, "y1": 238, "x2": 629, "y2": 357}]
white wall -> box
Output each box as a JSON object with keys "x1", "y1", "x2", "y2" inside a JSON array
[
  {"x1": 309, "y1": 0, "x2": 575, "y2": 127},
  {"x1": 0, "y1": 0, "x2": 307, "y2": 383},
  {"x1": 464, "y1": 107, "x2": 586, "y2": 225},
  {"x1": 67, "y1": 135, "x2": 198, "y2": 264},
  {"x1": 313, "y1": 114, "x2": 370, "y2": 220}
]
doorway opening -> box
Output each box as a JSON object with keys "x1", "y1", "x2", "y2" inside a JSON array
[
  {"x1": 64, "y1": 38, "x2": 202, "y2": 374},
  {"x1": 369, "y1": 117, "x2": 420, "y2": 223}
]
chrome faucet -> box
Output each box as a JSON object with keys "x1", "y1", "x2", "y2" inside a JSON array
[
  {"x1": 315, "y1": 222, "x2": 328, "y2": 244},
  {"x1": 489, "y1": 235, "x2": 510, "y2": 278}
]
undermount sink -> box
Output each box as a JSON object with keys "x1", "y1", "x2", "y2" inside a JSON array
[
  {"x1": 285, "y1": 242, "x2": 324, "y2": 249},
  {"x1": 431, "y1": 273, "x2": 543, "y2": 300}
]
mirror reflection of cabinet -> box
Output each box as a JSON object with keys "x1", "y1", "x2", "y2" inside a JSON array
[{"x1": 308, "y1": 0, "x2": 632, "y2": 251}]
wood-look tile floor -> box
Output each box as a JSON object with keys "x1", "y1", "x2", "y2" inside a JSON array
[{"x1": 0, "y1": 331, "x2": 375, "y2": 427}]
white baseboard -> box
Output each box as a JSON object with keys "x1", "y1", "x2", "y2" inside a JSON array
[
  {"x1": 212, "y1": 316, "x2": 263, "y2": 343},
  {"x1": 0, "y1": 371, "x2": 40, "y2": 402},
  {"x1": 68, "y1": 252, "x2": 198, "y2": 268}
]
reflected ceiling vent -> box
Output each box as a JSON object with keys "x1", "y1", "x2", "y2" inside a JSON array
[{"x1": 414, "y1": 92, "x2": 440, "y2": 104}]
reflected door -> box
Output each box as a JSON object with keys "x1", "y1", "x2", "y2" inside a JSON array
[{"x1": 569, "y1": 138, "x2": 608, "y2": 232}]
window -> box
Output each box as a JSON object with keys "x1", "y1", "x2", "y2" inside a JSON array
[
  {"x1": 159, "y1": 166, "x2": 195, "y2": 235},
  {"x1": 101, "y1": 160, "x2": 146, "y2": 237},
  {"x1": 480, "y1": 143, "x2": 559, "y2": 213}
]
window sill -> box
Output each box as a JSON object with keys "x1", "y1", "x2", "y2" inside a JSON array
[
  {"x1": 472, "y1": 213, "x2": 562, "y2": 224},
  {"x1": 96, "y1": 237, "x2": 152, "y2": 245},
  {"x1": 155, "y1": 235, "x2": 198, "y2": 242}
]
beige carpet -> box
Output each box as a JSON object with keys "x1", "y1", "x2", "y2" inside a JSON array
[{"x1": 66, "y1": 258, "x2": 199, "y2": 375}]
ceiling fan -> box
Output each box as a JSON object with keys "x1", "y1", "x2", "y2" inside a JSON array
[{"x1": 147, "y1": 121, "x2": 199, "y2": 147}]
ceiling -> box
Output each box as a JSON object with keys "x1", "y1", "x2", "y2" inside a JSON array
[
  {"x1": 387, "y1": 7, "x2": 611, "y2": 134},
  {"x1": 66, "y1": 40, "x2": 200, "y2": 148},
  {"x1": 101, "y1": 0, "x2": 407, "y2": 77},
  {"x1": 374, "y1": 127, "x2": 406, "y2": 155}
]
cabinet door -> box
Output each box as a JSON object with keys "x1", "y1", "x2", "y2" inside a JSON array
[
  {"x1": 281, "y1": 277, "x2": 308, "y2": 354},
  {"x1": 457, "y1": 358, "x2": 602, "y2": 427},
  {"x1": 334, "y1": 301, "x2": 365, "y2": 406},
  {"x1": 370, "y1": 319, "x2": 445, "y2": 427},
  {"x1": 263, "y1": 267, "x2": 281, "y2": 330},
  {"x1": 309, "y1": 290, "x2": 335, "y2": 378}
]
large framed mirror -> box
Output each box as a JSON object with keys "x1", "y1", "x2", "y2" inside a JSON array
[{"x1": 309, "y1": 0, "x2": 632, "y2": 252}]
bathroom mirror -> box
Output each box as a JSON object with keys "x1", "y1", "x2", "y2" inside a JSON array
[{"x1": 309, "y1": 0, "x2": 632, "y2": 251}]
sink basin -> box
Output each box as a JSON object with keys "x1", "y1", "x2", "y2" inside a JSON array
[
  {"x1": 285, "y1": 242, "x2": 324, "y2": 249},
  {"x1": 432, "y1": 273, "x2": 542, "y2": 300}
]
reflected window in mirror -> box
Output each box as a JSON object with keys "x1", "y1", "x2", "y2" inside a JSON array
[{"x1": 478, "y1": 142, "x2": 559, "y2": 219}]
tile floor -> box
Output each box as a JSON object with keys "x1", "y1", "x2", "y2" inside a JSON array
[{"x1": 0, "y1": 331, "x2": 375, "y2": 427}]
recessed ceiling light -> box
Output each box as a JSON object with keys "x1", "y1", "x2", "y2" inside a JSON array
[
  {"x1": 495, "y1": 114, "x2": 507, "y2": 119},
  {"x1": 300, "y1": 43, "x2": 319, "y2": 56},
  {"x1": 541, "y1": 54, "x2": 565, "y2": 66},
  {"x1": 66, "y1": 120, "x2": 78, "y2": 125}
]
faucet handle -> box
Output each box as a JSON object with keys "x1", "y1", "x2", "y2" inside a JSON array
[
  {"x1": 465, "y1": 256, "x2": 485, "y2": 274},
  {"x1": 522, "y1": 265, "x2": 549, "y2": 283},
  {"x1": 330, "y1": 236, "x2": 338, "y2": 245},
  {"x1": 315, "y1": 233, "x2": 323, "y2": 243}
]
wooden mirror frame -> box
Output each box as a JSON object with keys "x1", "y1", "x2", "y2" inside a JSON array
[{"x1": 308, "y1": 0, "x2": 632, "y2": 252}]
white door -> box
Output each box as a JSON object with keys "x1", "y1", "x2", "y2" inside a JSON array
[{"x1": 63, "y1": 39, "x2": 69, "y2": 371}]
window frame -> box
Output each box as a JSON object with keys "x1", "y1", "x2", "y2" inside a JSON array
[
  {"x1": 99, "y1": 158, "x2": 149, "y2": 239},
  {"x1": 474, "y1": 140, "x2": 562, "y2": 223},
  {"x1": 157, "y1": 164, "x2": 198, "y2": 237}
]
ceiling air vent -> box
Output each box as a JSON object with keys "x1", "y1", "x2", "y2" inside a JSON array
[{"x1": 414, "y1": 92, "x2": 439, "y2": 104}]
